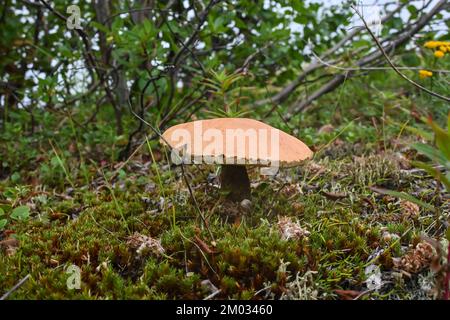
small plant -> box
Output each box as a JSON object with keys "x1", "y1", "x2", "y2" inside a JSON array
[
  {"x1": 2, "y1": 186, "x2": 30, "y2": 206},
  {"x1": 202, "y1": 69, "x2": 250, "y2": 118},
  {"x1": 382, "y1": 113, "x2": 450, "y2": 298},
  {"x1": 411, "y1": 114, "x2": 450, "y2": 191},
  {"x1": 410, "y1": 114, "x2": 450, "y2": 300},
  {"x1": 0, "y1": 186, "x2": 31, "y2": 231},
  {"x1": 423, "y1": 41, "x2": 450, "y2": 59},
  {"x1": 0, "y1": 205, "x2": 30, "y2": 231},
  {"x1": 10, "y1": 205, "x2": 31, "y2": 221},
  {"x1": 0, "y1": 208, "x2": 7, "y2": 230},
  {"x1": 418, "y1": 40, "x2": 449, "y2": 81}
]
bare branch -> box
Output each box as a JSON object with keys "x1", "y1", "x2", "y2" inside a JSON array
[
  {"x1": 0, "y1": 274, "x2": 30, "y2": 300},
  {"x1": 255, "y1": 2, "x2": 406, "y2": 107},
  {"x1": 287, "y1": 0, "x2": 448, "y2": 117},
  {"x1": 352, "y1": 4, "x2": 450, "y2": 103}
]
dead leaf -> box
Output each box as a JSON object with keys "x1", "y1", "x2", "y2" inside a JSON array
[
  {"x1": 194, "y1": 236, "x2": 217, "y2": 254},
  {"x1": 307, "y1": 162, "x2": 326, "y2": 175},
  {"x1": 322, "y1": 191, "x2": 348, "y2": 200},
  {"x1": 280, "y1": 184, "x2": 301, "y2": 197},
  {"x1": 49, "y1": 258, "x2": 59, "y2": 267},
  {"x1": 0, "y1": 238, "x2": 20, "y2": 256},
  {"x1": 318, "y1": 124, "x2": 335, "y2": 134},
  {"x1": 362, "y1": 197, "x2": 377, "y2": 211},
  {"x1": 334, "y1": 289, "x2": 362, "y2": 300},
  {"x1": 292, "y1": 202, "x2": 304, "y2": 212}
]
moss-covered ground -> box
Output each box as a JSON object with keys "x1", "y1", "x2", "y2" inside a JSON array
[
  {"x1": 1, "y1": 131, "x2": 449, "y2": 300},
  {"x1": 1, "y1": 76, "x2": 449, "y2": 300}
]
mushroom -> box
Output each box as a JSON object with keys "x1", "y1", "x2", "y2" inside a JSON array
[{"x1": 161, "y1": 118, "x2": 313, "y2": 201}]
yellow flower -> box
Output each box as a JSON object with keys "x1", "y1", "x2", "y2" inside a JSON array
[
  {"x1": 424, "y1": 41, "x2": 450, "y2": 49},
  {"x1": 439, "y1": 46, "x2": 447, "y2": 53},
  {"x1": 419, "y1": 70, "x2": 433, "y2": 79},
  {"x1": 434, "y1": 50, "x2": 445, "y2": 58},
  {"x1": 424, "y1": 41, "x2": 439, "y2": 49}
]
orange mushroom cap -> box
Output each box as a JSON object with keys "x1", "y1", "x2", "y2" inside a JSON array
[{"x1": 161, "y1": 118, "x2": 313, "y2": 167}]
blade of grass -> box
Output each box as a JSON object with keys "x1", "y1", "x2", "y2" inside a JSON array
[
  {"x1": 90, "y1": 159, "x2": 130, "y2": 233},
  {"x1": 49, "y1": 139, "x2": 75, "y2": 189},
  {"x1": 370, "y1": 186, "x2": 434, "y2": 210},
  {"x1": 145, "y1": 136, "x2": 177, "y2": 229},
  {"x1": 68, "y1": 115, "x2": 90, "y2": 186}
]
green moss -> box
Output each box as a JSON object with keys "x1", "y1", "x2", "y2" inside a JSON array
[{"x1": 0, "y1": 136, "x2": 448, "y2": 300}]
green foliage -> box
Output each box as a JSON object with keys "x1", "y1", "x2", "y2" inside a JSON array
[
  {"x1": 10, "y1": 206, "x2": 30, "y2": 221},
  {"x1": 0, "y1": 203, "x2": 30, "y2": 230},
  {"x1": 370, "y1": 187, "x2": 434, "y2": 211},
  {"x1": 411, "y1": 115, "x2": 450, "y2": 191},
  {"x1": 203, "y1": 69, "x2": 250, "y2": 118},
  {"x1": 0, "y1": 208, "x2": 6, "y2": 230}
]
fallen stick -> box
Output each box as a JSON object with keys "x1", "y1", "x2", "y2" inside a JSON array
[{"x1": 0, "y1": 274, "x2": 30, "y2": 300}]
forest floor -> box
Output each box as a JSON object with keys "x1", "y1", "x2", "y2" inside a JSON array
[
  {"x1": 1, "y1": 125, "x2": 449, "y2": 299},
  {"x1": 2, "y1": 0, "x2": 450, "y2": 301}
]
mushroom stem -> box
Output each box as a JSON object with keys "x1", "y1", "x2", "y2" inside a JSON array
[{"x1": 220, "y1": 164, "x2": 251, "y2": 201}]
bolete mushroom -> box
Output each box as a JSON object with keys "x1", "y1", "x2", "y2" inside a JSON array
[{"x1": 161, "y1": 118, "x2": 312, "y2": 201}]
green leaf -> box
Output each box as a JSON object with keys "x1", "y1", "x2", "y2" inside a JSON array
[
  {"x1": 370, "y1": 187, "x2": 434, "y2": 210},
  {"x1": 89, "y1": 21, "x2": 110, "y2": 34},
  {"x1": 447, "y1": 113, "x2": 450, "y2": 136},
  {"x1": 0, "y1": 208, "x2": 4, "y2": 216},
  {"x1": 292, "y1": 1, "x2": 305, "y2": 12},
  {"x1": 10, "y1": 206, "x2": 30, "y2": 221},
  {"x1": 111, "y1": 18, "x2": 124, "y2": 33},
  {"x1": 0, "y1": 204, "x2": 12, "y2": 214},
  {"x1": 401, "y1": 53, "x2": 421, "y2": 67},
  {"x1": 428, "y1": 118, "x2": 450, "y2": 160},
  {"x1": 391, "y1": 17, "x2": 403, "y2": 30},
  {"x1": 118, "y1": 169, "x2": 126, "y2": 180},
  {"x1": 407, "y1": 5, "x2": 418, "y2": 15},
  {"x1": 10, "y1": 172, "x2": 20, "y2": 183},
  {"x1": 50, "y1": 156, "x2": 60, "y2": 167},
  {"x1": 213, "y1": 16, "x2": 225, "y2": 32},
  {"x1": 0, "y1": 219, "x2": 7, "y2": 230},
  {"x1": 143, "y1": 20, "x2": 153, "y2": 35},
  {"x1": 352, "y1": 39, "x2": 371, "y2": 48},
  {"x1": 394, "y1": 122, "x2": 433, "y2": 141},
  {"x1": 412, "y1": 161, "x2": 450, "y2": 191},
  {"x1": 412, "y1": 143, "x2": 448, "y2": 166}
]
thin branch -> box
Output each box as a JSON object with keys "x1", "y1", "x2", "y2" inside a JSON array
[
  {"x1": 0, "y1": 274, "x2": 30, "y2": 300},
  {"x1": 164, "y1": 19, "x2": 207, "y2": 75},
  {"x1": 254, "y1": 2, "x2": 406, "y2": 107},
  {"x1": 287, "y1": 0, "x2": 448, "y2": 116},
  {"x1": 163, "y1": 0, "x2": 218, "y2": 115},
  {"x1": 171, "y1": 0, "x2": 218, "y2": 68},
  {"x1": 236, "y1": 42, "x2": 272, "y2": 74},
  {"x1": 39, "y1": 0, "x2": 123, "y2": 133},
  {"x1": 352, "y1": 4, "x2": 450, "y2": 103},
  {"x1": 310, "y1": 49, "x2": 450, "y2": 74}
]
